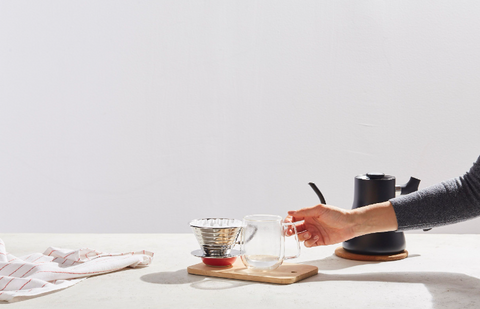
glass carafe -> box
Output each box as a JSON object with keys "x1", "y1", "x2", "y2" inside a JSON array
[{"x1": 240, "y1": 214, "x2": 300, "y2": 271}]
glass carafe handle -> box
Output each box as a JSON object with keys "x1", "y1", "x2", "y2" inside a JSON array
[{"x1": 283, "y1": 222, "x2": 301, "y2": 260}]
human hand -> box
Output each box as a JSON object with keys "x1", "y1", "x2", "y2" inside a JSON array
[{"x1": 285, "y1": 204, "x2": 357, "y2": 248}]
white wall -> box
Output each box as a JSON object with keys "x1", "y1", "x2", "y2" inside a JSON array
[{"x1": 1, "y1": 1, "x2": 479, "y2": 234}]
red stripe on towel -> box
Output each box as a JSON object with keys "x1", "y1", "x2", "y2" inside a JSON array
[
  {"x1": 21, "y1": 265, "x2": 38, "y2": 278},
  {"x1": 9, "y1": 263, "x2": 26, "y2": 276},
  {"x1": 1, "y1": 278, "x2": 15, "y2": 291},
  {"x1": 19, "y1": 279, "x2": 32, "y2": 290}
]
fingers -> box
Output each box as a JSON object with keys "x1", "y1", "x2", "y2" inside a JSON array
[
  {"x1": 285, "y1": 214, "x2": 308, "y2": 236},
  {"x1": 285, "y1": 221, "x2": 307, "y2": 236},
  {"x1": 285, "y1": 222, "x2": 319, "y2": 246},
  {"x1": 286, "y1": 205, "x2": 325, "y2": 247},
  {"x1": 284, "y1": 215, "x2": 294, "y2": 224},
  {"x1": 298, "y1": 231, "x2": 311, "y2": 242},
  {"x1": 304, "y1": 234, "x2": 320, "y2": 247},
  {"x1": 288, "y1": 224, "x2": 321, "y2": 247},
  {"x1": 292, "y1": 230, "x2": 320, "y2": 247},
  {"x1": 289, "y1": 227, "x2": 314, "y2": 243}
]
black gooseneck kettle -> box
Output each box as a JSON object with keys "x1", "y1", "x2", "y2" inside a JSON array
[{"x1": 342, "y1": 173, "x2": 421, "y2": 255}]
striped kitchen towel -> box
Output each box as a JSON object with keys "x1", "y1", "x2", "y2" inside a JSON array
[{"x1": 0, "y1": 239, "x2": 153, "y2": 302}]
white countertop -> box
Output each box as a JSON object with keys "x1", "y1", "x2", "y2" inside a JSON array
[{"x1": 1, "y1": 233, "x2": 479, "y2": 309}]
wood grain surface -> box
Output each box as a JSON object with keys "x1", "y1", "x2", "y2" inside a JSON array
[
  {"x1": 334, "y1": 247, "x2": 408, "y2": 261},
  {"x1": 187, "y1": 259, "x2": 318, "y2": 284}
]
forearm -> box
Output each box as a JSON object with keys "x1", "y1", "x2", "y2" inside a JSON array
[
  {"x1": 350, "y1": 201, "x2": 398, "y2": 237},
  {"x1": 391, "y1": 156, "x2": 480, "y2": 230}
]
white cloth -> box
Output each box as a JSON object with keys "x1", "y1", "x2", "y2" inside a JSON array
[{"x1": 0, "y1": 238, "x2": 153, "y2": 302}]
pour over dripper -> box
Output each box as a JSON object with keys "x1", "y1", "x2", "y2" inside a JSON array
[{"x1": 189, "y1": 218, "x2": 245, "y2": 266}]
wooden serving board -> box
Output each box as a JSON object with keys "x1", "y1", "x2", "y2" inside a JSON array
[{"x1": 187, "y1": 259, "x2": 318, "y2": 285}]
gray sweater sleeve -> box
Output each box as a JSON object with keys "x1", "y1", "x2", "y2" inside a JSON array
[{"x1": 390, "y1": 156, "x2": 480, "y2": 231}]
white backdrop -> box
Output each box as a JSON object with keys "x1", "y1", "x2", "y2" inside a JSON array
[{"x1": 1, "y1": 1, "x2": 479, "y2": 233}]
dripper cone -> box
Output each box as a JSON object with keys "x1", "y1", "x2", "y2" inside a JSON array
[{"x1": 190, "y1": 218, "x2": 243, "y2": 257}]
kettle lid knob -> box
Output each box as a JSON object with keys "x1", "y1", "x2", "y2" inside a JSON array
[{"x1": 366, "y1": 172, "x2": 385, "y2": 180}]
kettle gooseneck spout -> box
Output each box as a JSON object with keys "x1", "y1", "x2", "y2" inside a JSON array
[{"x1": 308, "y1": 182, "x2": 326, "y2": 204}]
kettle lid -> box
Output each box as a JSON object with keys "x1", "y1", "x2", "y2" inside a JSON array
[{"x1": 357, "y1": 173, "x2": 395, "y2": 181}]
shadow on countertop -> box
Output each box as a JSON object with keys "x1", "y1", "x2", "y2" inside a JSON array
[
  {"x1": 141, "y1": 254, "x2": 480, "y2": 308},
  {"x1": 302, "y1": 270, "x2": 480, "y2": 309},
  {"x1": 141, "y1": 269, "x2": 204, "y2": 285},
  {"x1": 140, "y1": 269, "x2": 250, "y2": 290},
  {"x1": 297, "y1": 254, "x2": 480, "y2": 309}
]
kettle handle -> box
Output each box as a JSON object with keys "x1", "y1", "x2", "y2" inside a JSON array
[{"x1": 395, "y1": 177, "x2": 421, "y2": 195}]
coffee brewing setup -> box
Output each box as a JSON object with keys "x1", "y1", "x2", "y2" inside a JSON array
[
  {"x1": 187, "y1": 216, "x2": 318, "y2": 284},
  {"x1": 187, "y1": 172, "x2": 420, "y2": 282},
  {"x1": 189, "y1": 215, "x2": 300, "y2": 268}
]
